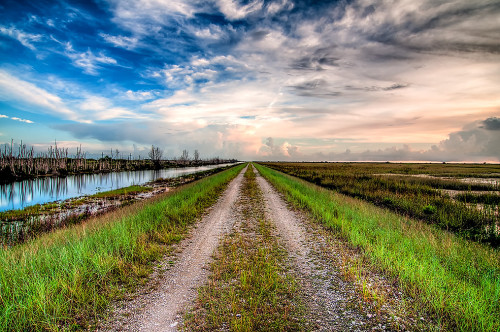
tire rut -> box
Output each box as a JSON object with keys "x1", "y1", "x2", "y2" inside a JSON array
[
  {"x1": 99, "y1": 166, "x2": 247, "y2": 332},
  {"x1": 255, "y1": 167, "x2": 388, "y2": 331}
]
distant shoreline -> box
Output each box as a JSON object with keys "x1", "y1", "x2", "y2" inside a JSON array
[{"x1": 0, "y1": 159, "x2": 238, "y2": 184}]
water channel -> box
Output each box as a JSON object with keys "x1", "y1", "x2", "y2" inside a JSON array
[{"x1": 0, "y1": 164, "x2": 235, "y2": 212}]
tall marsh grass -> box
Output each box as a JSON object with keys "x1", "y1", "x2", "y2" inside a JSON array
[
  {"x1": 262, "y1": 162, "x2": 499, "y2": 245},
  {"x1": 255, "y1": 163, "x2": 500, "y2": 331},
  {"x1": 0, "y1": 163, "x2": 245, "y2": 330}
]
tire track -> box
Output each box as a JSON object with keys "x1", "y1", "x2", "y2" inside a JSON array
[
  {"x1": 255, "y1": 167, "x2": 379, "y2": 331},
  {"x1": 99, "y1": 165, "x2": 247, "y2": 332}
]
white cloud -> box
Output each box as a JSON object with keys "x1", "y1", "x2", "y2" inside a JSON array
[
  {"x1": 0, "y1": 25, "x2": 42, "y2": 50},
  {"x1": 10, "y1": 117, "x2": 34, "y2": 123},
  {"x1": 105, "y1": 0, "x2": 199, "y2": 36},
  {"x1": 78, "y1": 95, "x2": 139, "y2": 121},
  {"x1": 193, "y1": 24, "x2": 225, "y2": 39},
  {"x1": 0, "y1": 71, "x2": 142, "y2": 123},
  {"x1": 0, "y1": 114, "x2": 34, "y2": 123},
  {"x1": 266, "y1": 0, "x2": 293, "y2": 15},
  {"x1": 100, "y1": 33, "x2": 139, "y2": 49},
  {"x1": 149, "y1": 54, "x2": 251, "y2": 89},
  {"x1": 0, "y1": 70, "x2": 78, "y2": 120},
  {"x1": 125, "y1": 90, "x2": 155, "y2": 101},
  {"x1": 64, "y1": 42, "x2": 118, "y2": 75},
  {"x1": 216, "y1": 0, "x2": 263, "y2": 20},
  {"x1": 190, "y1": 57, "x2": 211, "y2": 67}
]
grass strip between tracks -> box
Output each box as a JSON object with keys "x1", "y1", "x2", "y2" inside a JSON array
[
  {"x1": 254, "y1": 163, "x2": 500, "y2": 332},
  {"x1": 186, "y1": 164, "x2": 305, "y2": 331},
  {"x1": 0, "y1": 163, "x2": 245, "y2": 331}
]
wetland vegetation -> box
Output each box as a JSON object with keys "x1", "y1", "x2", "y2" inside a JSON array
[
  {"x1": 2, "y1": 161, "x2": 498, "y2": 331},
  {"x1": 261, "y1": 162, "x2": 500, "y2": 246},
  {"x1": 255, "y1": 163, "x2": 500, "y2": 332}
]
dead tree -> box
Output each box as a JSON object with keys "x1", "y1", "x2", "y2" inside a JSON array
[{"x1": 148, "y1": 145, "x2": 163, "y2": 169}]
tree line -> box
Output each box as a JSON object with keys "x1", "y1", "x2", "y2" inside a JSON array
[{"x1": 0, "y1": 140, "x2": 237, "y2": 183}]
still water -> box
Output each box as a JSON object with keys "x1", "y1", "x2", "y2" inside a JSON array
[{"x1": 0, "y1": 164, "x2": 235, "y2": 212}]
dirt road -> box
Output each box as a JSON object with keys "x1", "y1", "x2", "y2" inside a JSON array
[{"x1": 101, "y1": 164, "x2": 429, "y2": 331}]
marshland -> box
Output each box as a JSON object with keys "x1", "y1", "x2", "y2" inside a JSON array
[{"x1": 262, "y1": 162, "x2": 500, "y2": 246}]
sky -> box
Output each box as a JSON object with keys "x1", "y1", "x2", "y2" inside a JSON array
[{"x1": 0, "y1": 0, "x2": 499, "y2": 162}]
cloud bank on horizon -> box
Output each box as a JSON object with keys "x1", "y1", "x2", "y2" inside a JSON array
[{"x1": 0, "y1": 0, "x2": 499, "y2": 162}]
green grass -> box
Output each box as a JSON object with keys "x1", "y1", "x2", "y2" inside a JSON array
[
  {"x1": 455, "y1": 192, "x2": 500, "y2": 205},
  {"x1": 90, "y1": 185, "x2": 152, "y2": 198},
  {"x1": 0, "y1": 163, "x2": 245, "y2": 331},
  {"x1": 186, "y1": 164, "x2": 305, "y2": 331},
  {"x1": 254, "y1": 163, "x2": 500, "y2": 332},
  {"x1": 0, "y1": 203, "x2": 60, "y2": 222}
]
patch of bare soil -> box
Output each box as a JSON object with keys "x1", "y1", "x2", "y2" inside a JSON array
[
  {"x1": 255, "y1": 168, "x2": 437, "y2": 331},
  {"x1": 97, "y1": 166, "x2": 247, "y2": 332}
]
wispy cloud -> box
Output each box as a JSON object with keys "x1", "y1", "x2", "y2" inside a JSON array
[
  {"x1": 10, "y1": 117, "x2": 34, "y2": 123},
  {"x1": 0, "y1": 70, "x2": 78, "y2": 120},
  {"x1": 215, "y1": 0, "x2": 263, "y2": 20},
  {"x1": 106, "y1": 0, "x2": 198, "y2": 36},
  {"x1": 64, "y1": 42, "x2": 118, "y2": 75},
  {"x1": 78, "y1": 95, "x2": 140, "y2": 121},
  {"x1": 100, "y1": 33, "x2": 138, "y2": 50},
  {"x1": 0, "y1": 25, "x2": 42, "y2": 50},
  {"x1": 125, "y1": 90, "x2": 156, "y2": 101},
  {"x1": 148, "y1": 54, "x2": 251, "y2": 89},
  {"x1": 0, "y1": 114, "x2": 34, "y2": 123},
  {"x1": 0, "y1": 70, "x2": 145, "y2": 124}
]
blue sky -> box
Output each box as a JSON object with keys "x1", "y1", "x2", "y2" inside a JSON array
[{"x1": 0, "y1": 0, "x2": 499, "y2": 161}]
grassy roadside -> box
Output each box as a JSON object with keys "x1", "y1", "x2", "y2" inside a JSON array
[
  {"x1": 186, "y1": 164, "x2": 305, "y2": 331},
  {"x1": 254, "y1": 163, "x2": 500, "y2": 331},
  {"x1": 0, "y1": 163, "x2": 245, "y2": 331}
]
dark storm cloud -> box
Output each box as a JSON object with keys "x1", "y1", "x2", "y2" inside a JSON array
[
  {"x1": 362, "y1": 1, "x2": 500, "y2": 55},
  {"x1": 344, "y1": 83, "x2": 408, "y2": 92},
  {"x1": 288, "y1": 79, "x2": 341, "y2": 98},
  {"x1": 481, "y1": 117, "x2": 500, "y2": 131}
]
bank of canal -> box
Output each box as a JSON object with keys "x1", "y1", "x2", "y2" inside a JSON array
[{"x1": 1, "y1": 163, "x2": 236, "y2": 212}]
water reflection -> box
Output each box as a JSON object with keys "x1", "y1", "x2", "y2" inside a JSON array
[{"x1": 0, "y1": 164, "x2": 234, "y2": 212}]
